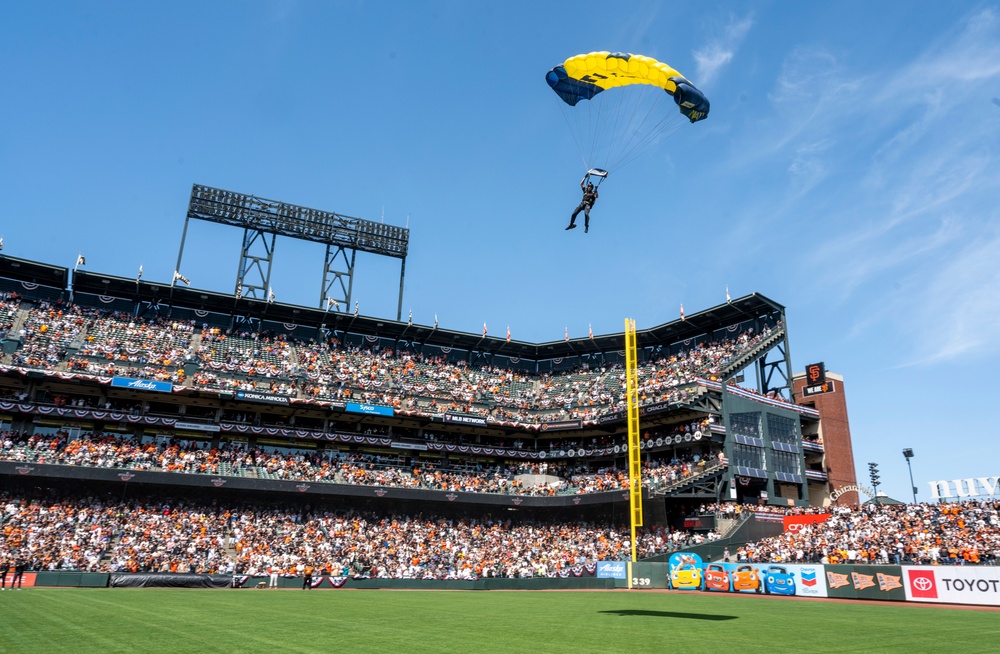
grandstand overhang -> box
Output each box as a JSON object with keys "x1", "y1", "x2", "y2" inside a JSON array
[
  {"x1": 66, "y1": 267, "x2": 785, "y2": 363},
  {"x1": 0, "y1": 255, "x2": 68, "y2": 290}
]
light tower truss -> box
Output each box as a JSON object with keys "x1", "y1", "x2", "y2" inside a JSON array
[{"x1": 177, "y1": 184, "x2": 410, "y2": 320}]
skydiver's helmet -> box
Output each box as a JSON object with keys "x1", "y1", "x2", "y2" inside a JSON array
[{"x1": 586, "y1": 183, "x2": 594, "y2": 191}]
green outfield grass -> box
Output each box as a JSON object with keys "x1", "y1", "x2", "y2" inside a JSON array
[{"x1": 1, "y1": 588, "x2": 997, "y2": 654}]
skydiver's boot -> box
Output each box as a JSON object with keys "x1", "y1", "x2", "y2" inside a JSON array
[{"x1": 566, "y1": 222, "x2": 576, "y2": 230}]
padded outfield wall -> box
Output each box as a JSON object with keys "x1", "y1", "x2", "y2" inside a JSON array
[{"x1": 27, "y1": 564, "x2": 1000, "y2": 606}]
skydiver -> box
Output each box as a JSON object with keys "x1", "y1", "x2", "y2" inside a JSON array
[{"x1": 566, "y1": 175, "x2": 598, "y2": 233}]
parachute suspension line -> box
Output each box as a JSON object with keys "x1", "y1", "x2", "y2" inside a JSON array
[
  {"x1": 613, "y1": 99, "x2": 686, "y2": 171},
  {"x1": 558, "y1": 102, "x2": 594, "y2": 173}
]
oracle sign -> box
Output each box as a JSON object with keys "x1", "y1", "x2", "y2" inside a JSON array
[{"x1": 783, "y1": 514, "x2": 831, "y2": 533}]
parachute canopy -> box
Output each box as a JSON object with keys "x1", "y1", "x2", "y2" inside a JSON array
[
  {"x1": 545, "y1": 51, "x2": 709, "y2": 173},
  {"x1": 546, "y1": 51, "x2": 709, "y2": 122}
]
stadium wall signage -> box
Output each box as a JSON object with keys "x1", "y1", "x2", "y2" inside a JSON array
[
  {"x1": 829, "y1": 484, "x2": 875, "y2": 502},
  {"x1": 538, "y1": 420, "x2": 582, "y2": 432},
  {"x1": 111, "y1": 377, "x2": 173, "y2": 393},
  {"x1": 927, "y1": 476, "x2": 1000, "y2": 500},
  {"x1": 444, "y1": 413, "x2": 488, "y2": 427},
  {"x1": 234, "y1": 391, "x2": 290, "y2": 406},
  {"x1": 783, "y1": 514, "x2": 830, "y2": 533},
  {"x1": 173, "y1": 422, "x2": 222, "y2": 433},
  {"x1": 597, "y1": 561, "x2": 627, "y2": 579},
  {"x1": 903, "y1": 565, "x2": 1000, "y2": 606},
  {"x1": 345, "y1": 402, "x2": 394, "y2": 417}
]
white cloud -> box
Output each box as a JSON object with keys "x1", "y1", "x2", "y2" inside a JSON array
[{"x1": 693, "y1": 14, "x2": 753, "y2": 85}]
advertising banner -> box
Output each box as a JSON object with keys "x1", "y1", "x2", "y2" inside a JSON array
[
  {"x1": 173, "y1": 422, "x2": 222, "y2": 433},
  {"x1": 444, "y1": 413, "x2": 487, "y2": 427},
  {"x1": 597, "y1": 561, "x2": 627, "y2": 580},
  {"x1": 903, "y1": 565, "x2": 1000, "y2": 606},
  {"x1": 667, "y1": 552, "x2": 704, "y2": 591},
  {"x1": 538, "y1": 420, "x2": 582, "y2": 432},
  {"x1": 235, "y1": 391, "x2": 290, "y2": 406},
  {"x1": 783, "y1": 514, "x2": 831, "y2": 533},
  {"x1": 345, "y1": 402, "x2": 394, "y2": 417},
  {"x1": 111, "y1": 377, "x2": 172, "y2": 393}
]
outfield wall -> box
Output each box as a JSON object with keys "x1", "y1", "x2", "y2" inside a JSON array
[
  {"x1": 643, "y1": 559, "x2": 1000, "y2": 607},
  {"x1": 27, "y1": 565, "x2": 1000, "y2": 606}
]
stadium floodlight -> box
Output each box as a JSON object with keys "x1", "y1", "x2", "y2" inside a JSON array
[
  {"x1": 902, "y1": 449, "x2": 917, "y2": 504},
  {"x1": 868, "y1": 462, "x2": 881, "y2": 505}
]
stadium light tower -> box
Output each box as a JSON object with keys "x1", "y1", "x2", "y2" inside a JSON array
[
  {"x1": 868, "y1": 462, "x2": 881, "y2": 505},
  {"x1": 902, "y1": 448, "x2": 917, "y2": 504}
]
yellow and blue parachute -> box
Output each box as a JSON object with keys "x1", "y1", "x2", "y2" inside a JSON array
[{"x1": 546, "y1": 51, "x2": 709, "y2": 174}]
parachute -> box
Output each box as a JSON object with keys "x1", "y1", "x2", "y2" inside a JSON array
[{"x1": 546, "y1": 51, "x2": 709, "y2": 175}]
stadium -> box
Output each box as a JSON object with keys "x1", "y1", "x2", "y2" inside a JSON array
[
  {"x1": 2, "y1": 184, "x2": 998, "y2": 627},
  {"x1": 6, "y1": 6, "x2": 1000, "y2": 651}
]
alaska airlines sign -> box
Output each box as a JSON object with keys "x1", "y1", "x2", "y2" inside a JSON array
[
  {"x1": 111, "y1": 377, "x2": 173, "y2": 393},
  {"x1": 928, "y1": 476, "x2": 1000, "y2": 499}
]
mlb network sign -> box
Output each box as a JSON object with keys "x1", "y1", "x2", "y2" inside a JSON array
[{"x1": 111, "y1": 377, "x2": 173, "y2": 393}]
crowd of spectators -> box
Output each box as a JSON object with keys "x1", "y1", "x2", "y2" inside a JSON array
[
  {"x1": 709, "y1": 500, "x2": 1000, "y2": 566},
  {"x1": 6, "y1": 488, "x2": 999, "y2": 580},
  {"x1": 0, "y1": 491, "x2": 713, "y2": 578},
  {"x1": 0, "y1": 298, "x2": 783, "y2": 427},
  {"x1": 0, "y1": 429, "x2": 725, "y2": 498}
]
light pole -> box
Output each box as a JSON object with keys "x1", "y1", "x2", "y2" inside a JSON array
[
  {"x1": 903, "y1": 448, "x2": 917, "y2": 504},
  {"x1": 868, "y1": 462, "x2": 881, "y2": 505}
]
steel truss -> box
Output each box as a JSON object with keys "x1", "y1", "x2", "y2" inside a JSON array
[{"x1": 176, "y1": 184, "x2": 409, "y2": 321}]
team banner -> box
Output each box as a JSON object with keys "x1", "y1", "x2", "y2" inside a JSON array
[
  {"x1": 903, "y1": 565, "x2": 1000, "y2": 606},
  {"x1": 823, "y1": 565, "x2": 905, "y2": 601}
]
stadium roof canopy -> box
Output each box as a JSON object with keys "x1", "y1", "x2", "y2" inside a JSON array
[
  {"x1": 8, "y1": 261, "x2": 784, "y2": 362},
  {"x1": 0, "y1": 256, "x2": 68, "y2": 290}
]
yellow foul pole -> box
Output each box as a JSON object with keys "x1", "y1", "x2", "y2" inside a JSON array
[{"x1": 625, "y1": 318, "x2": 642, "y2": 567}]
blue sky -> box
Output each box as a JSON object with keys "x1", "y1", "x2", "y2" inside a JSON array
[{"x1": 3, "y1": 1, "x2": 999, "y2": 503}]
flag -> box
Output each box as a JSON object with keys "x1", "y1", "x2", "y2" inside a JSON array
[
  {"x1": 408, "y1": 309, "x2": 413, "y2": 325},
  {"x1": 354, "y1": 301, "x2": 359, "y2": 316},
  {"x1": 589, "y1": 324, "x2": 593, "y2": 340},
  {"x1": 268, "y1": 286, "x2": 275, "y2": 303},
  {"x1": 76, "y1": 254, "x2": 86, "y2": 266},
  {"x1": 236, "y1": 282, "x2": 243, "y2": 299},
  {"x1": 726, "y1": 286, "x2": 731, "y2": 303},
  {"x1": 326, "y1": 297, "x2": 339, "y2": 310},
  {"x1": 680, "y1": 303, "x2": 685, "y2": 321},
  {"x1": 434, "y1": 314, "x2": 438, "y2": 328},
  {"x1": 506, "y1": 326, "x2": 511, "y2": 342},
  {"x1": 0, "y1": 236, "x2": 4, "y2": 251},
  {"x1": 173, "y1": 271, "x2": 190, "y2": 286},
  {"x1": 565, "y1": 326, "x2": 569, "y2": 342},
  {"x1": 137, "y1": 264, "x2": 143, "y2": 281},
  {"x1": 483, "y1": 322, "x2": 488, "y2": 336}
]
